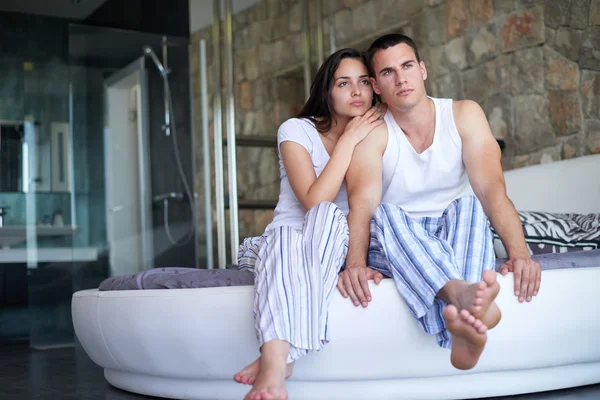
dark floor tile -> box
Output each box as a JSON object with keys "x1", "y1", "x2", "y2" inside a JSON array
[{"x1": 1, "y1": 343, "x2": 599, "y2": 400}]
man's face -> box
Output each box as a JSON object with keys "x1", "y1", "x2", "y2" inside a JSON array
[{"x1": 370, "y1": 43, "x2": 428, "y2": 110}]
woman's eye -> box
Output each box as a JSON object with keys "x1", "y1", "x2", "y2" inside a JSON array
[
  {"x1": 339, "y1": 81, "x2": 348, "y2": 87},
  {"x1": 360, "y1": 79, "x2": 370, "y2": 85}
]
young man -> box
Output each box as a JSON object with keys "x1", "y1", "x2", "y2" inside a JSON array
[{"x1": 337, "y1": 34, "x2": 542, "y2": 370}]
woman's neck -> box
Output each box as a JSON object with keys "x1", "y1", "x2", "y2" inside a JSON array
[{"x1": 327, "y1": 115, "x2": 350, "y2": 140}]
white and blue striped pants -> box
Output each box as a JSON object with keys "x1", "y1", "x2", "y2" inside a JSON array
[
  {"x1": 368, "y1": 195, "x2": 495, "y2": 348},
  {"x1": 238, "y1": 202, "x2": 349, "y2": 363}
]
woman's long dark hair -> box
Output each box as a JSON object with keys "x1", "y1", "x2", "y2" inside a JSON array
[{"x1": 296, "y1": 48, "x2": 371, "y2": 134}]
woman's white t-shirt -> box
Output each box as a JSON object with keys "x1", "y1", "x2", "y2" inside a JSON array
[{"x1": 264, "y1": 118, "x2": 350, "y2": 232}]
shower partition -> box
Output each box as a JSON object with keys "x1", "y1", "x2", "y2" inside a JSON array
[{"x1": 204, "y1": 0, "x2": 330, "y2": 269}]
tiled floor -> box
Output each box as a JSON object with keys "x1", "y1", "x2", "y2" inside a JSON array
[{"x1": 0, "y1": 343, "x2": 598, "y2": 400}]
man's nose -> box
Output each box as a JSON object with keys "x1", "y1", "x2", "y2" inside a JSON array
[{"x1": 395, "y1": 73, "x2": 407, "y2": 86}]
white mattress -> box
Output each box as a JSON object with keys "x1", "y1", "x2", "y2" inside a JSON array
[{"x1": 73, "y1": 266, "x2": 600, "y2": 400}]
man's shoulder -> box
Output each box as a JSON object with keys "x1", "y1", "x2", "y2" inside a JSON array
[{"x1": 451, "y1": 99, "x2": 485, "y2": 121}]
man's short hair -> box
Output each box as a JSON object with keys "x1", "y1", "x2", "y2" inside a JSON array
[{"x1": 366, "y1": 33, "x2": 421, "y2": 77}]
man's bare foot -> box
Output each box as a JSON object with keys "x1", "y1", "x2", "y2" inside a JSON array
[
  {"x1": 457, "y1": 270, "x2": 501, "y2": 329},
  {"x1": 444, "y1": 305, "x2": 487, "y2": 370},
  {"x1": 234, "y1": 357, "x2": 294, "y2": 385},
  {"x1": 244, "y1": 360, "x2": 288, "y2": 400}
]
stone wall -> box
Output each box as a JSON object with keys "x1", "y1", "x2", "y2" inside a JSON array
[{"x1": 191, "y1": 0, "x2": 600, "y2": 263}]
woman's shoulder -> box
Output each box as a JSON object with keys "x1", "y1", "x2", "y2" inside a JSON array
[
  {"x1": 279, "y1": 117, "x2": 316, "y2": 131},
  {"x1": 277, "y1": 117, "x2": 317, "y2": 139}
]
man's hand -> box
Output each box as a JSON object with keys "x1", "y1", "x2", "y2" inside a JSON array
[
  {"x1": 337, "y1": 265, "x2": 383, "y2": 307},
  {"x1": 499, "y1": 257, "x2": 541, "y2": 303}
]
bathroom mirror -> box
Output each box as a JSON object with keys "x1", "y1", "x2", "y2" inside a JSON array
[{"x1": 0, "y1": 119, "x2": 71, "y2": 193}]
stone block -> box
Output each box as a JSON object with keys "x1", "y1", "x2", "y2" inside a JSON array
[
  {"x1": 445, "y1": 37, "x2": 468, "y2": 70},
  {"x1": 288, "y1": 3, "x2": 302, "y2": 33},
  {"x1": 495, "y1": 0, "x2": 517, "y2": 14},
  {"x1": 510, "y1": 47, "x2": 544, "y2": 94},
  {"x1": 482, "y1": 54, "x2": 512, "y2": 94},
  {"x1": 499, "y1": 6, "x2": 545, "y2": 52},
  {"x1": 586, "y1": 118, "x2": 600, "y2": 153},
  {"x1": 548, "y1": 90, "x2": 583, "y2": 136},
  {"x1": 554, "y1": 28, "x2": 583, "y2": 62},
  {"x1": 545, "y1": 0, "x2": 570, "y2": 29},
  {"x1": 561, "y1": 132, "x2": 587, "y2": 159},
  {"x1": 468, "y1": 22, "x2": 498, "y2": 66},
  {"x1": 447, "y1": 0, "x2": 469, "y2": 39},
  {"x1": 571, "y1": 0, "x2": 591, "y2": 29},
  {"x1": 544, "y1": 46, "x2": 580, "y2": 90},
  {"x1": 351, "y1": 2, "x2": 377, "y2": 38},
  {"x1": 376, "y1": 0, "x2": 420, "y2": 27},
  {"x1": 463, "y1": 67, "x2": 487, "y2": 103},
  {"x1": 426, "y1": 4, "x2": 448, "y2": 45},
  {"x1": 486, "y1": 94, "x2": 513, "y2": 140},
  {"x1": 428, "y1": 45, "x2": 449, "y2": 77},
  {"x1": 436, "y1": 70, "x2": 465, "y2": 99},
  {"x1": 511, "y1": 144, "x2": 562, "y2": 168},
  {"x1": 469, "y1": 0, "x2": 495, "y2": 25},
  {"x1": 591, "y1": 0, "x2": 600, "y2": 26},
  {"x1": 579, "y1": 27, "x2": 600, "y2": 70},
  {"x1": 514, "y1": 94, "x2": 555, "y2": 154},
  {"x1": 580, "y1": 69, "x2": 600, "y2": 118},
  {"x1": 334, "y1": 9, "x2": 353, "y2": 44},
  {"x1": 238, "y1": 81, "x2": 253, "y2": 111}
]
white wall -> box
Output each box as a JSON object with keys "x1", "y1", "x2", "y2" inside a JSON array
[{"x1": 189, "y1": 0, "x2": 262, "y2": 33}]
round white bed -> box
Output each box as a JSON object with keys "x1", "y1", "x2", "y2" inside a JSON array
[{"x1": 72, "y1": 154, "x2": 600, "y2": 400}]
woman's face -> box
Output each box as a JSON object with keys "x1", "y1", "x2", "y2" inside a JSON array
[{"x1": 329, "y1": 58, "x2": 373, "y2": 118}]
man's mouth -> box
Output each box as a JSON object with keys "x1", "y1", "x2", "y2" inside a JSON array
[{"x1": 396, "y1": 89, "x2": 413, "y2": 96}]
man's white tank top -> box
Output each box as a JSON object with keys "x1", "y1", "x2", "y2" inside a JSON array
[{"x1": 381, "y1": 97, "x2": 474, "y2": 219}]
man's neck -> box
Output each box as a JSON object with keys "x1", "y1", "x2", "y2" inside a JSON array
[{"x1": 389, "y1": 96, "x2": 434, "y2": 139}]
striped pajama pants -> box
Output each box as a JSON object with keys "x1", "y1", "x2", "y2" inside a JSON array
[
  {"x1": 238, "y1": 202, "x2": 349, "y2": 363},
  {"x1": 367, "y1": 195, "x2": 495, "y2": 348}
]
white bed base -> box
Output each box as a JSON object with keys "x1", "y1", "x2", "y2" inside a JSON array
[{"x1": 73, "y1": 154, "x2": 600, "y2": 399}]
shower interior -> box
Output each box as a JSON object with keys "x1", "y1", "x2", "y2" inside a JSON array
[{"x1": 143, "y1": 39, "x2": 194, "y2": 247}]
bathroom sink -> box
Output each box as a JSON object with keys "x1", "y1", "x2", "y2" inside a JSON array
[{"x1": 0, "y1": 226, "x2": 76, "y2": 249}]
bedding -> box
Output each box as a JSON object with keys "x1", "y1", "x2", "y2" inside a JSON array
[
  {"x1": 98, "y1": 250, "x2": 600, "y2": 291},
  {"x1": 493, "y1": 211, "x2": 600, "y2": 256}
]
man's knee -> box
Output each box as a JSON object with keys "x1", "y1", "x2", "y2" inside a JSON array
[{"x1": 448, "y1": 195, "x2": 486, "y2": 217}]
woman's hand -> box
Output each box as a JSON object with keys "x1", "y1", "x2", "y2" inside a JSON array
[{"x1": 343, "y1": 103, "x2": 387, "y2": 146}]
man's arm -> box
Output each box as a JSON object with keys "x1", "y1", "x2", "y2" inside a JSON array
[
  {"x1": 337, "y1": 123, "x2": 387, "y2": 307},
  {"x1": 454, "y1": 100, "x2": 541, "y2": 302}
]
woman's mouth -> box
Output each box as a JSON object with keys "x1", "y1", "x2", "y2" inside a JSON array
[{"x1": 350, "y1": 101, "x2": 365, "y2": 106}]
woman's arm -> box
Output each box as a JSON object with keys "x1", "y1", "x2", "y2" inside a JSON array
[{"x1": 283, "y1": 108, "x2": 383, "y2": 210}]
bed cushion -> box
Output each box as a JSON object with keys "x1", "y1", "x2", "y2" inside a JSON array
[
  {"x1": 98, "y1": 250, "x2": 600, "y2": 291},
  {"x1": 98, "y1": 266, "x2": 253, "y2": 291},
  {"x1": 493, "y1": 211, "x2": 600, "y2": 257}
]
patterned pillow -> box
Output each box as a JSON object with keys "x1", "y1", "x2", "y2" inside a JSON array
[{"x1": 493, "y1": 211, "x2": 600, "y2": 256}]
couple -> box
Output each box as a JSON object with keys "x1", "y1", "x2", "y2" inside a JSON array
[{"x1": 235, "y1": 33, "x2": 542, "y2": 400}]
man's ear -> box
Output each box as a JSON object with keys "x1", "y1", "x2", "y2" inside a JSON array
[
  {"x1": 420, "y1": 61, "x2": 428, "y2": 81},
  {"x1": 370, "y1": 77, "x2": 382, "y2": 95}
]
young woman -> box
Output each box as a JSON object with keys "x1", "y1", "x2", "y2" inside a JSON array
[{"x1": 234, "y1": 48, "x2": 386, "y2": 400}]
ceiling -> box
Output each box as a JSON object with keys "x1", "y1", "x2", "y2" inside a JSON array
[{"x1": 0, "y1": 0, "x2": 108, "y2": 20}]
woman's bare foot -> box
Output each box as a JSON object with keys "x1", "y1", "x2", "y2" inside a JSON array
[
  {"x1": 244, "y1": 340, "x2": 290, "y2": 400},
  {"x1": 234, "y1": 357, "x2": 295, "y2": 386},
  {"x1": 444, "y1": 305, "x2": 487, "y2": 370},
  {"x1": 457, "y1": 270, "x2": 501, "y2": 329}
]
